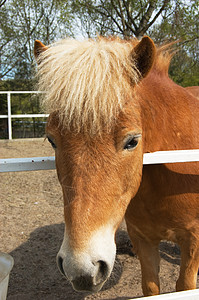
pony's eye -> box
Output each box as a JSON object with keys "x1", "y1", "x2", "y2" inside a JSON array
[
  {"x1": 47, "y1": 136, "x2": 57, "y2": 149},
  {"x1": 123, "y1": 134, "x2": 141, "y2": 151}
]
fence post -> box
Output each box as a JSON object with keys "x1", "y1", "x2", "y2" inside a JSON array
[{"x1": 7, "y1": 92, "x2": 12, "y2": 140}]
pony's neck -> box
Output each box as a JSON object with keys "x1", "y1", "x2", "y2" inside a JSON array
[{"x1": 137, "y1": 71, "x2": 199, "y2": 153}]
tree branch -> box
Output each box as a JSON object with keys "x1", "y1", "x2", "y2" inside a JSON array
[
  {"x1": 123, "y1": 0, "x2": 138, "y2": 31},
  {"x1": 0, "y1": 0, "x2": 7, "y2": 8},
  {"x1": 139, "y1": 0, "x2": 170, "y2": 35},
  {"x1": 116, "y1": 0, "x2": 126, "y2": 32},
  {"x1": 97, "y1": 4, "x2": 124, "y2": 34},
  {"x1": 137, "y1": 0, "x2": 156, "y2": 35}
]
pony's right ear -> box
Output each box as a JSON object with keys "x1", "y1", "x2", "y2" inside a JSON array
[
  {"x1": 34, "y1": 40, "x2": 48, "y2": 61},
  {"x1": 132, "y1": 36, "x2": 156, "y2": 79}
]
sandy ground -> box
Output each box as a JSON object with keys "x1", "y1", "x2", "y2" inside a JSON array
[{"x1": 1, "y1": 138, "x2": 198, "y2": 300}]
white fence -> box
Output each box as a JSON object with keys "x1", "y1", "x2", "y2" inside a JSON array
[
  {"x1": 0, "y1": 91, "x2": 47, "y2": 139},
  {"x1": 133, "y1": 288, "x2": 199, "y2": 300},
  {"x1": 0, "y1": 149, "x2": 199, "y2": 172}
]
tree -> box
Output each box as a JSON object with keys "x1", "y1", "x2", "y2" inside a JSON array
[
  {"x1": 68, "y1": 0, "x2": 199, "y2": 86},
  {"x1": 0, "y1": 0, "x2": 74, "y2": 80},
  {"x1": 0, "y1": 0, "x2": 198, "y2": 85},
  {"x1": 149, "y1": 0, "x2": 199, "y2": 86},
  {"x1": 70, "y1": 0, "x2": 174, "y2": 38},
  {"x1": 0, "y1": 0, "x2": 74, "y2": 139}
]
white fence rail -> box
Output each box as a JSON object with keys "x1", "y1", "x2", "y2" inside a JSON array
[
  {"x1": 0, "y1": 91, "x2": 47, "y2": 139},
  {"x1": 0, "y1": 149, "x2": 199, "y2": 172},
  {"x1": 0, "y1": 156, "x2": 56, "y2": 172},
  {"x1": 133, "y1": 288, "x2": 199, "y2": 300}
]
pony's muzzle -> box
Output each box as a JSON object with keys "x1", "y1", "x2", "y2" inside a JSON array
[
  {"x1": 57, "y1": 226, "x2": 116, "y2": 292},
  {"x1": 57, "y1": 254, "x2": 110, "y2": 292}
]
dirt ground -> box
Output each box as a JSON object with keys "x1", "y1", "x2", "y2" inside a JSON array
[{"x1": 1, "y1": 138, "x2": 198, "y2": 300}]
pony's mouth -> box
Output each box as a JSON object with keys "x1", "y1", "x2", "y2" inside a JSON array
[{"x1": 71, "y1": 275, "x2": 105, "y2": 292}]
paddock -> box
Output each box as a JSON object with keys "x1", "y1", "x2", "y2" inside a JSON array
[{"x1": 1, "y1": 138, "x2": 199, "y2": 299}]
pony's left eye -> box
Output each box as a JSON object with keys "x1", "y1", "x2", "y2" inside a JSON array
[
  {"x1": 123, "y1": 134, "x2": 141, "y2": 150},
  {"x1": 47, "y1": 136, "x2": 57, "y2": 149}
]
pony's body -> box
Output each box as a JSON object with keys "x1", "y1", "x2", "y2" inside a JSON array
[
  {"x1": 34, "y1": 37, "x2": 199, "y2": 296},
  {"x1": 126, "y1": 70, "x2": 199, "y2": 294},
  {"x1": 185, "y1": 86, "x2": 199, "y2": 99}
]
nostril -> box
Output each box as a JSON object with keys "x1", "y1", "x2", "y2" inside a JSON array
[
  {"x1": 57, "y1": 256, "x2": 65, "y2": 276},
  {"x1": 94, "y1": 260, "x2": 109, "y2": 285},
  {"x1": 98, "y1": 260, "x2": 108, "y2": 278}
]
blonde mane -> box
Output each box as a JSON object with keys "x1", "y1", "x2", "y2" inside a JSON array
[
  {"x1": 36, "y1": 36, "x2": 174, "y2": 134},
  {"x1": 36, "y1": 37, "x2": 140, "y2": 135},
  {"x1": 152, "y1": 43, "x2": 175, "y2": 76}
]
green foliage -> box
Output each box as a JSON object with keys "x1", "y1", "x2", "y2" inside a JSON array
[
  {"x1": 0, "y1": 79, "x2": 45, "y2": 139},
  {"x1": 169, "y1": 50, "x2": 199, "y2": 87},
  {"x1": 149, "y1": 0, "x2": 199, "y2": 87},
  {"x1": 0, "y1": 79, "x2": 34, "y2": 115}
]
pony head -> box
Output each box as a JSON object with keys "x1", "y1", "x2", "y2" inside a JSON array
[{"x1": 34, "y1": 36, "x2": 155, "y2": 292}]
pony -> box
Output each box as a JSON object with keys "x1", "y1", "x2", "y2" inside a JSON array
[
  {"x1": 34, "y1": 36, "x2": 199, "y2": 297},
  {"x1": 185, "y1": 86, "x2": 199, "y2": 100}
]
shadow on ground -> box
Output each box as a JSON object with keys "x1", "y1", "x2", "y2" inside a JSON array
[
  {"x1": 7, "y1": 224, "x2": 130, "y2": 300},
  {"x1": 159, "y1": 242, "x2": 180, "y2": 266},
  {"x1": 7, "y1": 222, "x2": 181, "y2": 300}
]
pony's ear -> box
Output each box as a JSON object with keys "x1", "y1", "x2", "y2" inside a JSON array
[
  {"x1": 132, "y1": 36, "x2": 156, "y2": 79},
  {"x1": 34, "y1": 40, "x2": 48, "y2": 61}
]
